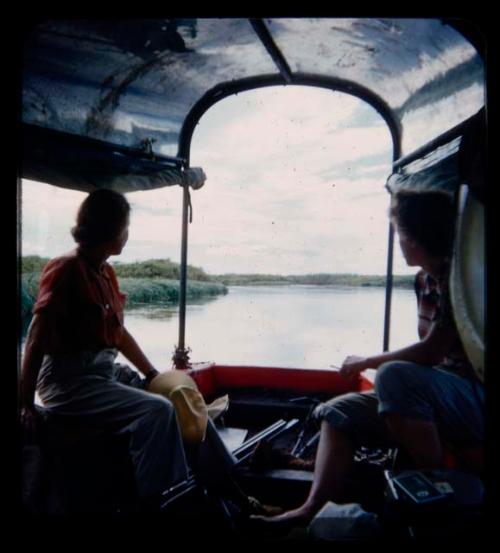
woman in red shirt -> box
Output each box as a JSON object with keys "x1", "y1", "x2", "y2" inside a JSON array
[
  {"x1": 20, "y1": 189, "x2": 188, "y2": 500},
  {"x1": 20, "y1": 189, "x2": 271, "y2": 515}
]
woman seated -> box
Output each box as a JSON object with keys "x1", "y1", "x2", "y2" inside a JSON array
[
  {"x1": 255, "y1": 190, "x2": 484, "y2": 528},
  {"x1": 20, "y1": 189, "x2": 268, "y2": 515}
]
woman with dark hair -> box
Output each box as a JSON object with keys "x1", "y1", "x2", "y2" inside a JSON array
[
  {"x1": 254, "y1": 190, "x2": 484, "y2": 528},
  {"x1": 71, "y1": 187, "x2": 132, "y2": 248},
  {"x1": 21, "y1": 189, "x2": 276, "y2": 514}
]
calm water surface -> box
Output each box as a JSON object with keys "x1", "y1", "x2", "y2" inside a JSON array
[{"x1": 117, "y1": 285, "x2": 418, "y2": 370}]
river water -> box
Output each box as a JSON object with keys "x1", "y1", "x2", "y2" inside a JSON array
[{"x1": 117, "y1": 285, "x2": 418, "y2": 371}]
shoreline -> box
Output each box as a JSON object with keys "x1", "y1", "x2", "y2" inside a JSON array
[{"x1": 217, "y1": 280, "x2": 413, "y2": 288}]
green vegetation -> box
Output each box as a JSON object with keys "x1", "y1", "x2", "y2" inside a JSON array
[
  {"x1": 22, "y1": 255, "x2": 50, "y2": 274},
  {"x1": 111, "y1": 259, "x2": 211, "y2": 281},
  {"x1": 21, "y1": 271, "x2": 41, "y2": 334},
  {"x1": 118, "y1": 278, "x2": 227, "y2": 306},
  {"x1": 211, "y1": 273, "x2": 415, "y2": 289}
]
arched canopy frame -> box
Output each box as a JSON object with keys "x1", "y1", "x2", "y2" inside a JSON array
[{"x1": 174, "y1": 73, "x2": 403, "y2": 358}]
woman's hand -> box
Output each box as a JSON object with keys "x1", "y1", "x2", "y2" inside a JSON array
[
  {"x1": 144, "y1": 368, "x2": 160, "y2": 387},
  {"x1": 119, "y1": 328, "x2": 161, "y2": 385},
  {"x1": 339, "y1": 355, "x2": 370, "y2": 379}
]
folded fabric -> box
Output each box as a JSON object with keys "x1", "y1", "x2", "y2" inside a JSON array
[
  {"x1": 206, "y1": 394, "x2": 229, "y2": 421},
  {"x1": 308, "y1": 502, "x2": 381, "y2": 540},
  {"x1": 147, "y1": 371, "x2": 208, "y2": 443}
]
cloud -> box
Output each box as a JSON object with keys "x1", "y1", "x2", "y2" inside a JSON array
[
  {"x1": 193, "y1": 93, "x2": 391, "y2": 177},
  {"x1": 21, "y1": 86, "x2": 408, "y2": 276},
  {"x1": 129, "y1": 196, "x2": 178, "y2": 217}
]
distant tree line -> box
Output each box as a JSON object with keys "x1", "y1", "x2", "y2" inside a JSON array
[
  {"x1": 21, "y1": 256, "x2": 415, "y2": 289},
  {"x1": 211, "y1": 272, "x2": 415, "y2": 288},
  {"x1": 112, "y1": 259, "x2": 212, "y2": 281}
]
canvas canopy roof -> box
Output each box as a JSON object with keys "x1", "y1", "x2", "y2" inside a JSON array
[{"x1": 21, "y1": 17, "x2": 485, "y2": 192}]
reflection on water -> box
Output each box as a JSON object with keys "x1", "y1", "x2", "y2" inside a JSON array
[
  {"x1": 126, "y1": 306, "x2": 178, "y2": 320},
  {"x1": 117, "y1": 285, "x2": 418, "y2": 371}
]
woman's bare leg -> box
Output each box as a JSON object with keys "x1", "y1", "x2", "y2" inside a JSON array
[
  {"x1": 262, "y1": 420, "x2": 354, "y2": 522},
  {"x1": 384, "y1": 413, "x2": 444, "y2": 468}
]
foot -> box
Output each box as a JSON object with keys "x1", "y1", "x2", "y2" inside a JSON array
[
  {"x1": 246, "y1": 496, "x2": 284, "y2": 516},
  {"x1": 246, "y1": 508, "x2": 313, "y2": 538},
  {"x1": 253, "y1": 506, "x2": 313, "y2": 525},
  {"x1": 249, "y1": 441, "x2": 315, "y2": 472}
]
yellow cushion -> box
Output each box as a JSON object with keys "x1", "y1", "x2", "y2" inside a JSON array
[{"x1": 147, "y1": 371, "x2": 208, "y2": 443}]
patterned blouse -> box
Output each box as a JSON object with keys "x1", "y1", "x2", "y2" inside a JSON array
[{"x1": 414, "y1": 269, "x2": 474, "y2": 378}]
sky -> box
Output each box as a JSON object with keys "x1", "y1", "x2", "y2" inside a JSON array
[{"x1": 21, "y1": 86, "x2": 414, "y2": 276}]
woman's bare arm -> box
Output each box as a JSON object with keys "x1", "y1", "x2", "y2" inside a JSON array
[
  {"x1": 339, "y1": 319, "x2": 458, "y2": 378},
  {"x1": 20, "y1": 314, "x2": 49, "y2": 430},
  {"x1": 118, "y1": 327, "x2": 159, "y2": 382}
]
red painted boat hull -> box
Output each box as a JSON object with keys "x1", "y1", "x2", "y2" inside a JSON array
[{"x1": 186, "y1": 363, "x2": 374, "y2": 398}]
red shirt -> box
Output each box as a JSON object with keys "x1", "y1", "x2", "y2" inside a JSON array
[{"x1": 33, "y1": 249, "x2": 126, "y2": 354}]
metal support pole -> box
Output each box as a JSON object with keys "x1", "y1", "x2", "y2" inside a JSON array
[
  {"x1": 174, "y1": 181, "x2": 191, "y2": 369},
  {"x1": 383, "y1": 112, "x2": 401, "y2": 354},
  {"x1": 383, "y1": 222, "x2": 395, "y2": 351}
]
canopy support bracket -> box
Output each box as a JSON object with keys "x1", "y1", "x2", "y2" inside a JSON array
[{"x1": 249, "y1": 18, "x2": 293, "y2": 84}]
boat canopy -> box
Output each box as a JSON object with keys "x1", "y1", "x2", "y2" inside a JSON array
[
  {"x1": 386, "y1": 106, "x2": 485, "y2": 197},
  {"x1": 21, "y1": 18, "x2": 485, "y2": 192},
  {"x1": 385, "y1": 126, "x2": 465, "y2": 196}
]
